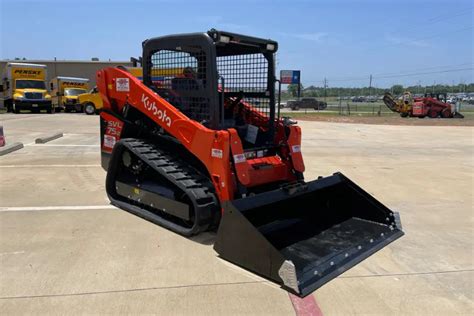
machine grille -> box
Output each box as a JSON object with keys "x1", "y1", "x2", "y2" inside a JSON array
[
  {"x1": 217, "y1": 54, "x2": 268, "y2": 94},
  {"x1": 217, "y1": 53, "x2": 271, "y2": 125},
  {"x1": 150, "y1": 48, "x2": 211, "y2": 124},
  {"x1": 25, "y1": 92, "x2": 43, "y2": 99}
]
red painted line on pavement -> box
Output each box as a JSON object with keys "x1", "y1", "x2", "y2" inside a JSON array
[{"x1": 288, "y1": 293, "x2": 323, "y2": 316}]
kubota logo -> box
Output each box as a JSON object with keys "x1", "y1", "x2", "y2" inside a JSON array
[
  {"x1": 14, "y1": 70, "x2": 41, "y2": 75},
  {"x1": 141, "y1": 93, "x2": 172, "y2": 127}
]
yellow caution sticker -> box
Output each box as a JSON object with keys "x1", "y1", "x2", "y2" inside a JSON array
[{"x1": 133, "y1": 188, "x2": 140, "y2": 195}]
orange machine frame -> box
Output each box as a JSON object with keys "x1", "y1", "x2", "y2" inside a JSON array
[{"x1": 97, "y1": 67, "x2": 305, "y2": 205}]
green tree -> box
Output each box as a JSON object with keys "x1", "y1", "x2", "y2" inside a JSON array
[
  {"x1": 287, "y1": 83, "x2": 304, "y2": 97},
  {"x1": 391, "y1": 85, "x2": 404, "y2": 95}
]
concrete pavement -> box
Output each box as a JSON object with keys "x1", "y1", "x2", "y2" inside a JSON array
[
  {"x1": 0, "y1": 113, "x2": 472, "y2": 314},
  {"x1": 298, "y1": 121, "x2": 473, "y2": 314}
]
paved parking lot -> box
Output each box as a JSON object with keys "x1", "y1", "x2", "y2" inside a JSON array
[{"x1": 0, "y1": 113, "x2": 473, "y2": 314}]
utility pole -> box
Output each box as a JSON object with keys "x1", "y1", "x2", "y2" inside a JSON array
[
  {"x1": 369, "y1": 74, "x2": 372, "y2": 98},
  {"x1": 323, "y1": 78, "x2": 328, "y2": 103},
  {"x1": 54, "y1": 57, "x2": 57, "y2": 78}
]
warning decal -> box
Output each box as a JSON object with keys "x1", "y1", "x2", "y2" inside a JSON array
[
  {"x1": 116, "y1": 78, "x2": 130, "y2": 92},
  {"x1": 104, "y1": 135, "x2": 116, "y2": 148}
]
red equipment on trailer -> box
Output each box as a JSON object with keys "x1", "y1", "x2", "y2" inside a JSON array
[
  {"x1": 412, "y1": 93, "x2": 464, "y2": 118},
  {"x1": 383, "y1": 92, "x2": 464, "y2": 118}
]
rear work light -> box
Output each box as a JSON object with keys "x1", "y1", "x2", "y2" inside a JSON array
[
  {"x1": 266, "y1": 43, "x2": 275, "y2": 51},
  {"x1": 220, "y1": 35, "x2": 231, "y2": 43}
]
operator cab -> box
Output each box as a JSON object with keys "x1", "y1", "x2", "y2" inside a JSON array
[{"x1": 142, "y1": 29, "x2": 278, "y2": 149}]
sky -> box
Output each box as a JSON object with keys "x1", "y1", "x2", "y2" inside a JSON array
[{"x1": 1, "y1": 0, "x2": 473, "y2": 88}]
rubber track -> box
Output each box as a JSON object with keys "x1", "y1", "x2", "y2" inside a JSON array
[{"x1": 117, "y1": 138, "x2": 218, "y2": 234}]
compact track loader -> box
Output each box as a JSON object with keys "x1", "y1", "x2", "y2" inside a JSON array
[{"x1": 98, "y1": 30, "x2": 403, "y2": 297}]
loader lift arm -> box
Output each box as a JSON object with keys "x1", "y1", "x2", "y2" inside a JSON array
[{"x1": 98, "y1": 29, "x2": 403, "y2": 297}]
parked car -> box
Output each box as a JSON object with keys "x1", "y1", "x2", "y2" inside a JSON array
[
  {"x1": 351, "y1": 96, "x2": 366, "y2": 102},
  {"x1": 287, "y1": 97, "x2": 327, "y2": 110},
  {"x1": 447, "y1": 97, "x2": 457, "y2": 105},
  {"x1": 366, "y1": 96, "x2": 378, "y2": 103}
]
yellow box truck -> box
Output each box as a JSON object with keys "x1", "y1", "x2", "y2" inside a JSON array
[
  {"x1": 0, "y1": 63, "x2": 52, "y2": 113},
  {"x1": 50, "y1": 76, "x2": 89, "y2": 113}
]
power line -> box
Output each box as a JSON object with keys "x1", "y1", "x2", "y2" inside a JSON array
[
  {"x1": 372, "y1": 63, "x2": 474, "y2": 77},
  {"x1": 303, "y1": 24, "x2": 473, "y2": 85},
  {"x1": 304, "y1": 63, "x2": 473, "y2": 83},
  {"x1": 368, "y1": 25, "x2": 473, "y2": 51},
  {"x1": 343, "y1": 7, "x2": 473, "y2": 45},
  {"x1": 375, "y1": 67, "x2": 474, "y2": 79},
  {"x1": 304, "y1": 67, "x2": 473, "y2": 85},
  {"x1": 427, "y1": 8, "x2": 473, "y2": 22}
]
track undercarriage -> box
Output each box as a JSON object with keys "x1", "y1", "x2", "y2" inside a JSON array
[{"x1": 106, "y1": 138, "x2": 219, "y2": 236}]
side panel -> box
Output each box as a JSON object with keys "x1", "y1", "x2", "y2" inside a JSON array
[
  {"x1": 2, "y1": 67, "x2": 13, "y2": 102},
  {"x1": 50, "y1": 79, "x2": 59, "y2": 107},
  {"x1": 11, "y1": 66, "x2": 46, "y2": 80},
  {"x1": 412, "y1": 102, "x2": 425, "y2": 115},
  {"x1": 100, "y1": 111, "x2": 124, "y2": 170},
  {"x1": 60, "y1": 80, "x2": 89, "y2": 90},
  {"x1": 287, "y1": 125, "x2": 305, "y2": 173}
]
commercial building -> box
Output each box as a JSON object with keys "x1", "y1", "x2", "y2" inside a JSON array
[{"x1": 0, "y1": 59, "x2": 133, "y2": 87}]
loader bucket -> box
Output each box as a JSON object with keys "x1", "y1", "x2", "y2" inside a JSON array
[{"x1": 214, "y1": 172, "x2": 403, "y2": 297}]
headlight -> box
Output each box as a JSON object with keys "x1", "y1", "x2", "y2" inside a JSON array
[
  {"x1": 266, "y1": 43, "x2": 275, "y2": 51},
  {"x1": 219, "y1": 35, "x2": 230, "y2": 43},
  {"x1": 14, "y1": 95, "x2": 25, "y2": 100},
  {"x1": 45, "y1": 94, "x2": 51, "y2": 99}
]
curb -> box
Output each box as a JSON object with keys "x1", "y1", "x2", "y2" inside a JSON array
[
  {"x1": 0, "y1": 142, "x2": 24, "y2": 156},
  {"x1": 35, "y1": 132, "x2": 63, "y2": 144}
]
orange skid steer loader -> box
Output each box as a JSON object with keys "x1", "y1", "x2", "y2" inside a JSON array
[{"x1": 97, "y1": 30, "x2": 403, "y2": 297}]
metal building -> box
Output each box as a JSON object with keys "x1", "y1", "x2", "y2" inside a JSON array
[{"x1": 0, "y1": 59, "x2": 133, "y2": 87}]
